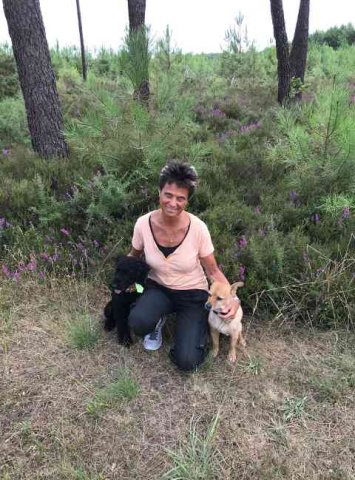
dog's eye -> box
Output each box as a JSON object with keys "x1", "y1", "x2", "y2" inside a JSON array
[{"x1": 217, "y1": 296, "x2": 223, "y2": 301}]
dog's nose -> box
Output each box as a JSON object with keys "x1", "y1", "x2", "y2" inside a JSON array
[{"x1": 205, "y1": 302, "x2": 211, "y2": 311}]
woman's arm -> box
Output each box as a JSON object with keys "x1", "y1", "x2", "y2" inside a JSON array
[
  {"x1": 200, "y1": 253, "x2": 229, "y2": 284},
  {"x1": 200, "y1": 253, "x2": 240, "y2": 320}
]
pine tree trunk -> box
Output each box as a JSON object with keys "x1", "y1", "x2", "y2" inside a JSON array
[
  {"x1": 290, "y1": 0, "x2": 310, "y2": 98},
  {"x1": 76, "y1": 0, "x2": 87, "y2": 81},
  {"x1": 270, "y1": 0, "x2": 291, "y2": 105},
  {"x1": 128, "y1": 0, "x2": 146, "y2": 32},
  {"x1": 3, "y1": 0, "x2": 69, "y2": 158},
  {"x1": 127, "y1": 0, "x2": 150, "y2": 103}
]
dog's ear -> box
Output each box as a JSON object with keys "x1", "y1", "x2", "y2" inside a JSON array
[
  {"x1": 115, "y1": 255, "x2": 125, "y2": 268},
  {"x1": 230, "y1": 281, "x2": 244, "y2": 295}
]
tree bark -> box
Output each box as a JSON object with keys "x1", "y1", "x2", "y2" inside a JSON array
[
  {"x1": 127, "y1": 0, "x2": 149, "y2": 104},
  {"x1": 76, "y1": 0, "x2": 87, "y2": 81},
  {"x1": 289, "y1": 0, "x2": 310, "y2": 83},
  {"x1": 3, "y1": 0, "x2": 69, "y2": 158},
  {"x1": 128, "y1": 0, "x2": 146, "y2": 32},
  {"x1": 270, "y1": 0, "x2": 291, "y2": 104},
  {"x1": 270, "y1": 0, "x2": 310, "y2": 105}
]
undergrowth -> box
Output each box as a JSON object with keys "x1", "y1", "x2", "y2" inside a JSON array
[{"x1": 1, "y1": 42, "x2": 355, "y2": 328}]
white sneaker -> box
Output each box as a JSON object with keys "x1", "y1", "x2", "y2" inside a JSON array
[{"x1": 143, "y1": 317, "x2": 166, "y2": 351}]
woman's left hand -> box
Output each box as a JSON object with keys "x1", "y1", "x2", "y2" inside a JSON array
[{"x1": 219, "y1": 297, "x2": 240, "y2": 322}]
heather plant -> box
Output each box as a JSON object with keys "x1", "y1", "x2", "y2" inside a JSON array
[{"x1": 0, "y1": 41, "x2": 354, "y2": 329}]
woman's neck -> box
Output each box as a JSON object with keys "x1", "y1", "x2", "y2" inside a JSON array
[{"x1": 158, "y1": 209, "x2": 187, "y2": 227}]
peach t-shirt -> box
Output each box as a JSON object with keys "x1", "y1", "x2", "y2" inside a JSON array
[{"x1": 132, "y1": 211, "x2": 214, "y2": 291}]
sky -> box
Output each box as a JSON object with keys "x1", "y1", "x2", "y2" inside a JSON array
[{"x1": 0, "y1": 0, "x2": 354, "y2": 54}]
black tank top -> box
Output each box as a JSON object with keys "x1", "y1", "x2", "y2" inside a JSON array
[{"x1": 149, "y1": 215, "x2": 191, "y2": 258}]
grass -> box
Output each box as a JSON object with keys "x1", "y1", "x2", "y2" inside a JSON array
[
  {"x1": 66, "y1": 313, "x2": 101, "y2": 350},
  {"x1": 86, "y1": 370, "x2": 139, "y2": 417},
  {"x1": 0, "y1": 277, "x2": 354, "y2": 479},
  {"x1": 163, "y1": 414, "x2": 223, "y2": 480},
  {"x1": 239, "y1": 355, "x2": 263, "y2": 375},
  {"x1": 280, "y1": 396, "x2": 308, "y2": 422}
]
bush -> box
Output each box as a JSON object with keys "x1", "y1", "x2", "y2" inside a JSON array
[
  {"x1": 0, "y1": 43, "x2": 354, "y2": 330},
  {"x1": 310, "y1": 24, "x2": 355, "y2": 49},
  {"x1": 0, "y1": 97, "x2": 27, "y2": 145},
  {"x1": 0, "y1": 50, "x2": 19, "y2": 99}
]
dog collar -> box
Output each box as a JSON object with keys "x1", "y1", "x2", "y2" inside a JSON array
[{"x1": 113, "y1": 283, "x2": 144, "y2": 295}]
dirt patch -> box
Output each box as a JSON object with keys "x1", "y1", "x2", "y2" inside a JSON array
[{"x1": 1, "y1": 278, "x2": 354, "y2": 479}]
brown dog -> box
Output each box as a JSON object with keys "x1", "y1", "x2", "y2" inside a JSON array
[{"x1": 205, "y1": 281, "x2": 245, "y2": 362}]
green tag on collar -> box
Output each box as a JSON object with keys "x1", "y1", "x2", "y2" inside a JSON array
[{"x1": 135, "y1": 283, "x2": 144, "y2": 293}]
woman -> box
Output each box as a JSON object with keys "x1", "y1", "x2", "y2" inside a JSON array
[{"x1": 128, "y1": 160, "x2": 240, "y2": 371}]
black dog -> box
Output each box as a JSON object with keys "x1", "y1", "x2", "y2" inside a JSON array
[{"x1": 104, "y1": 256, "x2": 150, "y2": 346}]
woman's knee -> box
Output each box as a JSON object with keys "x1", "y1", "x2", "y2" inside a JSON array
[
  {"x1": 169, "y1": 346, "x2": 207, "y2": 372},
  {"x1": 128, "y1": 307, "x2": 148, "y2": 335}
]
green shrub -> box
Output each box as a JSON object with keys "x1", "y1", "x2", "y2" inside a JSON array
[
  {"x1": 0, "y1": 97, "x2": 27, "y2": 145},
  {"x1": 0, "y1": 50, "x2": 19, "y2": 99},
  {"x1": 0, "y1": 43, "x2": 354, "y2": 330}
]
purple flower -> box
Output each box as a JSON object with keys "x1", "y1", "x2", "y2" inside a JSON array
[
  {"x1": 342, "y1": 207, "x2": 350, "y2": 219},
  {"x1": 240, "y1": 120, "x2": 261, "y2": 134},
  {"x1": 76, "y1": 242, "x2": 86, "y2": 252},
  {"x1": 93, "y1": 240, "x2": 100, "y2": 248},
  {"x1": 311, "y1": 213, "x2": 321, "y2": 223},
  {"x1": 239, "y1": 235, "x2": 248, "y2": 248},
  {"x1": 51, "y1": 254, "x2": 60, "y2": 262},
  {"x1": 239, "y1": 265, "x2": 246, "y2": 282},
  {"x1": 0, "y1": 217, "x2": 11, "y2": 229},
  {"x1": 26, "y1": 260, "x2": 37, "y2": 271},
  {"x1": 12, "y1": 271, "x2": 20, "y2": 282},
  {"x1": 38, "y1": 271, "x2": 45, "y2": 280},
  {"x1": 210, "y1": 108, "x2": 226, "y2": 117},
  {"x1": 2, "y1": 265, "x2": 11, "y2": 277},
  {"x1": 289, "y1": 191, "x2": 298, "y2": 203},
  {"x1": 2, "y1": 148, "x2": 10, "y2": 156},
  {"x1": 40, "y1": 253, "x2": 50, "y2": 261},
  {"x1": 60, "y1": 228, "x2": 70, "y2": 236},
  {"x1": 316, "y1": 268, "x2": 325, "y2": 276}
]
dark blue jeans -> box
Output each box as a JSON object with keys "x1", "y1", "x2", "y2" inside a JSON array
[{"x1": 128, "y1": 280, "x2": 209, "y2": 372}]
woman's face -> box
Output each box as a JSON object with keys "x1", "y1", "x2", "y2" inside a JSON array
[{"x1": 159, "y1": 182, "x2": 189, "y2": 217}]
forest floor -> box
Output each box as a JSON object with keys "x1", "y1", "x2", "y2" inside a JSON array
[{"x1": 1, "y1": 278, "x2": 354, "y2": 480}]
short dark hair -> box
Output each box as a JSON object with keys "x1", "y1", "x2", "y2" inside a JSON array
[{"x1": 159, "y1": 160, "x2": 198, "y2": 197}]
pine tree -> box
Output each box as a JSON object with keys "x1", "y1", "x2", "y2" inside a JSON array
[
  {"x1": 3, "y1": 0, "x2": 69, "y2": 158},
  {"x1": 270, "y1": 0, "x2": 310, "y2": 104},
  {"x1": 127, "y1": 0, "x2": 150, "y2": 103},
  {"x1": 75, "y1": 0, "x2": 87, "y2": 81}
]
